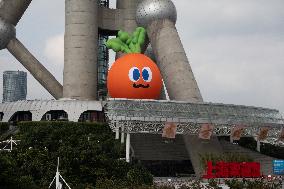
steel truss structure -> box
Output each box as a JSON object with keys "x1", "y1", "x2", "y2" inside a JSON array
[{"x1": 105, "y1": 99, "x2": 284, "y2": 144}]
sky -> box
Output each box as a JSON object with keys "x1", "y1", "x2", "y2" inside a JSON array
[{"x1": 0, "y1": 0, "x2": 283, "y2": 114}]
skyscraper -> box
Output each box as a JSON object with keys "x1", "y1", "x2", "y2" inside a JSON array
[{"x1": 3, "y1": 71, "x2": 27, "y2": 103}]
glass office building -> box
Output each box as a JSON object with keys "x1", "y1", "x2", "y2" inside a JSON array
[{"x1": 3, "y1": 71, "x2": 27, "y2": 103}]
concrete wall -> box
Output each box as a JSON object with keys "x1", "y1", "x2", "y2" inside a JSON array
[
  {"x1": 63, "y1": 0, "x2": 98, "y2": 100},
  {"x1": 0, "y1": 100, "x2": 102, "y2": 122}
]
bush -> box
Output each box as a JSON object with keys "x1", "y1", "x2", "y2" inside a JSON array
[
  {"x1": 127, "y1": 165, "x2": 153, "y2": 187},
  {"x1": 0, "y1": 122, "x2": 9, "y2": 133},
  {"x1": 0, "y1": 122, "x2": 153, "y2": 189},
  {"x1": 225, "y1": 178, "x2": 282, "y2": 189},
  {"x1": 225, "y1": 179, "x2": 245, "y2": 189}
]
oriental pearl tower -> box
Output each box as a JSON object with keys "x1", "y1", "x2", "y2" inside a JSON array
[{"x1": 0, "y1": 0, "x2": 282, "y2": 178}]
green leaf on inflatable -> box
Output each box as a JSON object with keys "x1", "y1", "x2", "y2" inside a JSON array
[{"x1": 106, "y1": 27, "x2": 147, "y2": 54}]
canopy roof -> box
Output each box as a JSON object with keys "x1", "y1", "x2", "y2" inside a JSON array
[{"x1": 105, "y1": 99, "x2": 284, "y2": 144}]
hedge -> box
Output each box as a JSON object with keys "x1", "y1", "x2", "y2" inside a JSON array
[
  {"x1": 1, "y1": 121, "x2": 153, "y2": 188},
  {"x1": 17, "y1": 121, "x2": 110, "y2": 135},
  {"x1": 0, "y1": 122, "x2": 9, "y2": 133}
]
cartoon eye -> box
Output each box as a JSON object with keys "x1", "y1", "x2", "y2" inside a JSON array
[
  {"x1": 129, "y1": 67, "x2": 140, "y2": 82},
  {"x1": 142, "y1": 67, "x2": 152, "y2": 82}
]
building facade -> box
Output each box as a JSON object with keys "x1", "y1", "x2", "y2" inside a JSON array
[{"x1": 3, "y1": 71, "x2": 27, "y2": 103}]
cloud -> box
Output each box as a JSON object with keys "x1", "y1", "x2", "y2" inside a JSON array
[
  {"x1": 193, "y1": 35, "x2": 284, "y2": 109},
  {"x1": 41, "y1": 33, "x2": 64, "y2": 85},
  {"x1": 172, "y1": 0, "x2": 284, "y2": 113},
  {"x1": 44, "y1": 34, "x2": 64, "y2": 66},
  {"x1": 174, "y1": 0, "x2": 284, "y2": 38}
]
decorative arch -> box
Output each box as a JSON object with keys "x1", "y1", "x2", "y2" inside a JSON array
[
  {"x1": 41, "y1": 110, "x2": 68, "y2": 121},
  {"x1": 78, "y1": 110, "x2": 105, "y2": 123},
  {"x1": 9, "y1": 111, "x2": 32, "y2": 123}
]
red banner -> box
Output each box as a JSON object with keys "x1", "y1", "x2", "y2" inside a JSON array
[
  {"x1": 199, "y1": 123, "x2": 214, "y2": 140},
  {"x1": 231, "y1": 125, "x2": 245, "y2": 140},
  {"x1": 257, "y1": 127, "x2": 270, "y2": 141},
  {"x1": 162, "y1": 122, "x2": 177, "y2": 139},
  {"x1": 203, "y1": 161, "x2": 261, "y2": 179}
]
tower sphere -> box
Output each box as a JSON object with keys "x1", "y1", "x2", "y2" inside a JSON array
[
  {"x1": 136, "y1": 0, "x2": 177, "y2": 28},
  {"x1": 0, "y1": 18, "x2": 16, "y2": 50}
]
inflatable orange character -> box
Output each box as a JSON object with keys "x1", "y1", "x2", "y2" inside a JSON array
[
  {"x1": 107, "y1": 53, "x2": 162, "y2": 99},
  {"x1": 106, "y1": 27, "x2": 162, "y2": 99}
]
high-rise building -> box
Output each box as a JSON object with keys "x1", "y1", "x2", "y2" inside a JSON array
[{"x1": 3, "y1": 71, "x2": 27, "y2": 103}]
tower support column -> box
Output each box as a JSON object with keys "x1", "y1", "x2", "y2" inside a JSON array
[
  {"x1": 147, "y1": 19, "x2": 203, "y2": 102},
  {"x1": 135, "y1": 0, "x2": 219, "y2": 178},
  {"x1": 64, "y1": 0, "x2": 98, "y2": 100}
]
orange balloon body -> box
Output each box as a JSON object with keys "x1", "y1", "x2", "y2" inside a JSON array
[{"x1": 107, "y1": 53, "x2": 162, "y2": 99}]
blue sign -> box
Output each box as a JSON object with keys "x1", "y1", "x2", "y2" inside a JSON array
[{"x1": 273, "y1": 160, "x2": 284, "y2": 175}]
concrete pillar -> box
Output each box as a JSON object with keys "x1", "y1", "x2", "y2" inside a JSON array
[
  {"x1": 64, "y1": 0, "x2": 98, "y2": 100},
  {"x1": 121, "y1": 125, "x2": 125, "y2": 143},
  {"x1": 126, "y1": 133, "x2": 130, "y2": 163},
  {"x1": 147, "y1": 19, "x2": 203, "y2": 102},
  {"x1": 135, "y1": 0, "x2": 213, "y2": 178},
  {"x1": 7, "y1": 38, "x2": 63, "y2": 99},
  {"x1": 115, "y1": 0, "x2": 140, "y2": 59},
  {"x1": 0, "y1": 0, "x2": 32, "y2": 26},
  {"x1": 115, "y1": 127, "x2": 120, "y2": 140},
  {"x1": 256, "y1": 141, "x2": 261, "y2": 152}
]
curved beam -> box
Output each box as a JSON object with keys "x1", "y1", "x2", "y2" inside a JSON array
[
  {"x1": 7, "y1": 38, "x2": 63, "y2": 99},
  {"x1": 0, "y1": 0, "x2": 32, "y2": 26}
]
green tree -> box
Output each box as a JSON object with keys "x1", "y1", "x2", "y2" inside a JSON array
[{"x1": 0, "y1": 122, "x2": 153, "y2": 188}]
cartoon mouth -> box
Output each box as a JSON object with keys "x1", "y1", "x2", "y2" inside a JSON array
[{"x1": 133, "y1": 83, "x2": 150, "y2": 88}]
